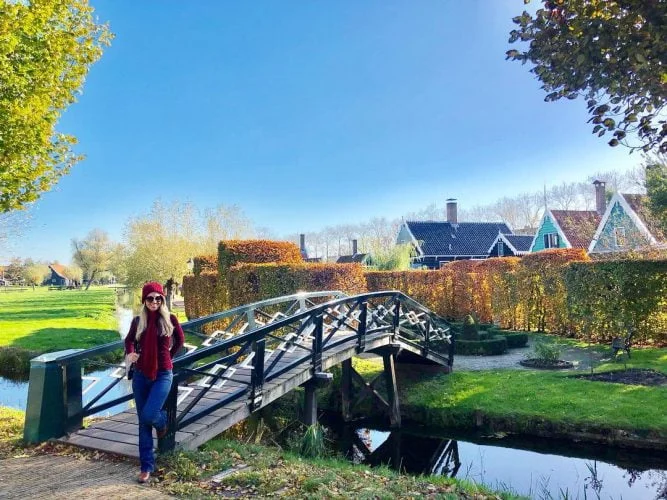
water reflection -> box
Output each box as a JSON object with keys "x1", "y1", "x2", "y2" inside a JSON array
[
  {"x1": 0, "y1": 367, "x2": 134, "y2": 414},
  {"x1": 0, "y1": 303, "x2": 135, "y2": 413},
  {"x1": 330, "y1": 422, "x2": 667, "y2": 500}
]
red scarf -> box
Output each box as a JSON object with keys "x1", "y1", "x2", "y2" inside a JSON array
[{"x1": 140, "y1": 310, "x2": 160, "y2": 381}]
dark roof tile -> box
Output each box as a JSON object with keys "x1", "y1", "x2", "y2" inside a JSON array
[{"x1": 406, "y1": 221, "x2": 511, "y2": 256}]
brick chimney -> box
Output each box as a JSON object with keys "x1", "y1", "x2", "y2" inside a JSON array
[
  {"x1": 299, "y1": 233, "x2": 307, "y2": 258},
  {"x1": 593, "y1": 180, "x2": 606, "y2": 215},
  {"x1": 352, "y1": 239, "x2": 358, "y2": 255},
  {"x1": 446, "y1": 198, "x2": 458, "y2": 224}
]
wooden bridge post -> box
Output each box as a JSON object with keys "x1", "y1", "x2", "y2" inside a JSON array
[
  {"x1": 383, "y1": 348, "x2": 401, "y2": 428},
  {"x1": 392, "y1": 297, "x2": 401, "y2": 339},
  {"x1": 303, "y1": 381, "x2": 317, "y2": 426},
  {"x1": 24, "y1": 349, "x2": 83, "y2": 443},
  {"x1": 158, "y1": 380, "x2": 178, "y2": 453},
  {"x1": 250, "y1": 338, "x2": 266, "y2": 411},
  {"x1": 302, "y1": 313, "x2": 330, "y2": 425},
  {"x1": 357, "y1": 302, "x2": 367, "y2": 352},
  {"x1": 341, "y1": 358, "x2": 353, "y2": 421}
]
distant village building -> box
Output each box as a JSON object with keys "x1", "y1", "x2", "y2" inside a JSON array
[
  {"x1": 487, "y1": 233, "x2": 534, "y2": 257},
  {"x1": 588, "y1": 192, "x2": 666, "y2": 254},
  {"x1": 396, "y1": 199, "x2": 522, "y2": 269},
  {"x1": 529, "y1": 181, "x2": 605, "y2": 253},
  {"x1": 336, "y1": 239, "x2": 371, "y2": 265},
  {"x1": 47, "y1": 264, "x2": 72, "y2": 287}
]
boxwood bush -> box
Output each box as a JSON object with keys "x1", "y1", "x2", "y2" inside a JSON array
[
  {"x1": 500, "y1": 331, "x2": 529, "y2": 348},
  {"x1": 454, "y1": 335, "x2": 507, "y2": 356}
]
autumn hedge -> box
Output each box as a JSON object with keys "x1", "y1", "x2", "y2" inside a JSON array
[
  {"x1": 184, "y1": 243, "x2": 666, "y2": 345},
  {"x1": 226, "y1": 263, "x2": 366, "y2": 307},
  {"x1": 218, "y1": 240, "x2": 302, "y2": 272},
  {"x1": 565, "y1": 259, "x2": 667, "y2": 345}
]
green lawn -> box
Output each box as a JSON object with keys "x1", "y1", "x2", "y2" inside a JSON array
[
  {"x1": 0, "y1": 287, "x2": 119, "y2": 352},
  {"x1": 352, "y1": 347, "x2": 667, "y2": 439}
]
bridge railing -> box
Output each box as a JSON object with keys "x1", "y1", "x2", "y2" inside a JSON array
[
  {"x1": 157, "y1": 291, "x2": 453, "y2": 450},
  {"x1": 23, "y1": 290, "x2": 347, "y2": 443}
]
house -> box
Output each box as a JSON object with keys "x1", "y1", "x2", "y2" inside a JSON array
[
  {"x1": 529, "y1": 181, "x2": 604, "y2": 253},
  {"x1": 298, "y1": 233, "x2": 323, "y2": 263},
  {"x1": 396, "y1": 199, "x2": 513, "y2": 269},
  {"x1": 588, "y1": 192, "x2": 666, "y2": 254},
  {"x1": 487, "y1": 233, "x2": 534, "y2": 257},
  {"x1": 47, "y1": 264, "x2": 72, "y2": 287},
  {"x1": 336, "y1": 239, "x2": 371, "y2": 265}
]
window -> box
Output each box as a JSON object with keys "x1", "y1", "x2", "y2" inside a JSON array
[
  {"x1": 543, "y1": 233, "x2": 559, "y2": 249},
  {"x1": 613, "y1": 227, "x2": 626, "y2": 247},
  {"x1": 497, "y1": 241, "x2": 504, "y2": 256}
]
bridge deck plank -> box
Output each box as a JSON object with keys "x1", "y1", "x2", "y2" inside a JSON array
[{"x1": 56, "y1": 329, "x2": 445, "y2": 457}]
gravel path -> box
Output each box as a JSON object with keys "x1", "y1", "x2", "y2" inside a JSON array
[{"x1": 453, "y1": 337, "x2": 606, "y2": 371}]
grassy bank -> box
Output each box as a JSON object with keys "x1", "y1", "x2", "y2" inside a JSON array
[
  {"x1": 0, "y1": 287, "x2": 119, "y2": 378},
  {"x1": 0, "y1": 406, "x2": 520, "y2": 499},
  {"x1": 0, "y1": 287, "x2": 119, "y2": 351},
  {"x1": 346, "y1": 347, "x2": 667, "y2": 447}
]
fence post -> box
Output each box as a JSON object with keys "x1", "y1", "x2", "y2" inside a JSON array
[
  {"x1": 312, "y1": 313, "x2": 323, "y2": 373},
  {"x1": 250, "y1": 338, "x2": 265, "y2": 411},
  {"x1": 24, "y1": 349, "x2": 83, "y2": 443},
  {"x1": 392, "y1": 297, "x2": 401, "y2": 339},
  {"x1": 357, "y1": 302, "x2": 367, "y2": 352},
  {"x1": 158, "y1": 380, "x2": 178, "y2": 452}
]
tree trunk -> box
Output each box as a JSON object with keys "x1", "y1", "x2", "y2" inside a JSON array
[{"x1": 85, "y1": 270, "x2": 96, "y2": 290}]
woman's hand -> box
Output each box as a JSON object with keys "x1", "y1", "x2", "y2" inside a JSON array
[{"x1": 126, "y1": 353, "x2": 140, "y2": 364}]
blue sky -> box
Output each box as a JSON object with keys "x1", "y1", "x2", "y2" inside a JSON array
[{"x1": 5, "y1": 1, "x2": 639, "y2": 264}]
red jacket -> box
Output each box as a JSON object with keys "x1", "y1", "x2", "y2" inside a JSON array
[{"x1": 124, "y1": 312, "x2": 185, "y2": 378}]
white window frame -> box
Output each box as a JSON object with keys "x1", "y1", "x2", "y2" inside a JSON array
[
  {"x1": 613, "y1": 227, "x2": 626, "y2": 247},
  {"x1": 543, "y1": 233, "x2": 559, "y2": 249}
]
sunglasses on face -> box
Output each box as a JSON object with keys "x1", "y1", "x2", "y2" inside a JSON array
[{"x1": 145, "y1": 295, "x2": 163, "y2": 303}]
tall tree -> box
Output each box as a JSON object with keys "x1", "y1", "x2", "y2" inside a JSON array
[
  {"x1": 645, "y1": 160, "x2": 667, "y2": 232},
  {"x1": 507, "y1": 0, "x2": 666, "y2": 153},
  {"x1": 72, "y1": 229, "x2": 114, "y2": 290},
  {"x1": 0, "y1": 0, "x2": 112, "y2": 212}
]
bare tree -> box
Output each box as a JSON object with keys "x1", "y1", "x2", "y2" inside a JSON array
[{"x1": 72, "y1": 229, "x2": 115, "y2": 290}]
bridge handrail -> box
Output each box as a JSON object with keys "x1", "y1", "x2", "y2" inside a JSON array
[
  {"x1": 40, "y1": 290, "x2": 348, "y2": 365},
  {"x1": 171, "y1": 290, "x2": 447, "y2": 368}
]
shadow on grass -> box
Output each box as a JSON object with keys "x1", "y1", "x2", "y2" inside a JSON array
[{"x1": 0, "y1": 328, "x2": 122, "y2": 380}]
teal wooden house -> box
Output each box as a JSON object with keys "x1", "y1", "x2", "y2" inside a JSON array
[
  {"x1": 529, "y1": 209, "x2": 601, "y2": 253},
  {"x1": 588, "y1": 193, "x2": 666, "y2": 254}
]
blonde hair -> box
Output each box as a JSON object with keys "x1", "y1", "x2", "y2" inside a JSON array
[{"x1": 135, "y1": 301, "x2": 174, "y2": 340}]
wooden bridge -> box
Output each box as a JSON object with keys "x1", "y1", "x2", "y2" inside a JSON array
[{"x1": 23, "y1": 291, "x2": 454, "y2": 458}]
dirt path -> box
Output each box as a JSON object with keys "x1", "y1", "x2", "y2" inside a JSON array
[{"x1": 0, "y1": 455, "x2": 171, "y2": 499}]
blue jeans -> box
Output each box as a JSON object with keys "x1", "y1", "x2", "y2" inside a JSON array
[{"x1": 132, "y1": 369, "x2": 173, "y2": 472}]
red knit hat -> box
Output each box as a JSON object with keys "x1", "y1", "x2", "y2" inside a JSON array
[{"x1": 142, "y1": 281, "x2": 165, "y2": 302}]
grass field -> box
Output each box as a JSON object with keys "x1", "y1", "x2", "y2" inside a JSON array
[
  {"x1": 349, "y1": 347, "x2": 667, "y2": 439},
  {"x1": 0, "y1": 287, "x2": 119, "y2": 352}
]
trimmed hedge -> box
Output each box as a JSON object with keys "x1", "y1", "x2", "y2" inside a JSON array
[
  {"x1": 454, "y1": 335, "x2": 508, "y2": 356},
  {"x1": 182, "y1": 272, "x2": 224, "y2": 321},
  {"x1": 565, "y1": 259, "x2": 667, "y2": 345},
  {"x1": 192, "y1": 255, "x2": 217, "y2": 276},
  {"x1": 499, "y1": 331, "x2": 529, "y2": 348},
  {"x1": 218, "y1": 240, "x2": 302, "y2": 272},
  {"x1": 226, "y1": 263, "x2": 367, "y2": 309}
]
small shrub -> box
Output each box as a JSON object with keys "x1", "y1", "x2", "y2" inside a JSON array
[
  {"x1": 533, "y1": 342, "x2": 561, "y2": 363},
  {"x1": 461, "y1": 314, "x2": 479, "y2": 340},
  {"x1": 454, "y1": 336, "x2": 507, "y2": 356},
  {"x1": 300, "y1": 424, "x2": 325, "y2": 458},
  {"x1": 500, "y1": 331, "x2": 529, "y2": 348}
]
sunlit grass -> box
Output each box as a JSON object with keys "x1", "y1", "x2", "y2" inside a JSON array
[
  {"x1": 350, "y1": 347, "x2": 667, "y2": 435},
  {"x1": 0, "y1": 287, "x2": 119, "y2": 351}
]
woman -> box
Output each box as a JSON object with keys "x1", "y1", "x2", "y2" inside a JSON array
[{"x1": 125, "y1": 281, "x2": 185, "y2": 483}]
